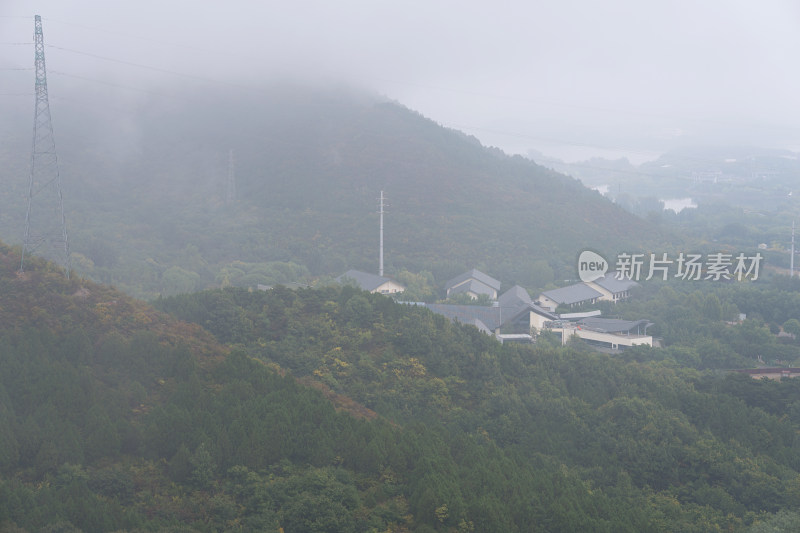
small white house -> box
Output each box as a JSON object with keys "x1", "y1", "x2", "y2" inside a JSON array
[{"x1": 336, "y1": 269, "x2": 405, "y2": 295}]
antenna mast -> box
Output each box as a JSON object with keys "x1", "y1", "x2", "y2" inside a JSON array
[
  {"x1": 378, "y1": 191, "x2": 385, "y2": 277},
  {"x1": 20, "y1": 15, "x2": 70, "y2": 277},
  {"x1": 226, "y1": 149, "x2": 236, "y2": 205},
  {"x1": 789, "y1": 220, "x2": 794, "y2": 278}
]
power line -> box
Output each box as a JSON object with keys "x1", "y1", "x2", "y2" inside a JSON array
[
  {"x1": 45, "y1": 44, "x2": 247, "y2": 88},
  {"x1": 49, "y1": 70, "x2": 178, "y2": 98},
  {"x1": 41, "y1": 16, "x2": 234, "y2": 58}
]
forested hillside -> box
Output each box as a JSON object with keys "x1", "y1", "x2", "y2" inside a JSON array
[
  {"x1": 155, "y1": 285, "x2": 800, "y2": 531},
  {"x1": 0, "y1": 85, "x2": 672, "y2": 299},
  {"x1": 3, "y1": 237, "x2": 798, "y2": 531},
  {"x1": 148, "y1": 282, "x2": 800, "y2": 531}
]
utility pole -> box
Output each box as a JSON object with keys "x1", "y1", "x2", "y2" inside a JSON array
[
  {"x1": 789, "y1": 220, "x2": 794, "y2": 278},
  {"x1": 20, "y1": 15, "x2": 70, "y2": 277},
  {"x1": 378, "y1": 191, "x2": 385, "y2": 277},
  {"x1": 226, "y1": 149, "x2": 236, "y2": 205}
]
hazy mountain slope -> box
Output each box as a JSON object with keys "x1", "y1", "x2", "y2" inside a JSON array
[
  {"x1": 0, "y1": 84, "x2": 670, "y2": 297},
  {"x1": 0, "y1": 242, "x2": 412, "y2": 531}
]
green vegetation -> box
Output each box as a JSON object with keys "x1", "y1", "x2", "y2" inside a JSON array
[
  {"x1": 8, "y1": 238, "x2": 796, "y2": 531},
  {"x1": 2, "y1": 235, "x2": 800, "y2": 531},
  {"x1": 2, "y1": 88, "x2": 800, "y2": 530},
  {"x1": 153, "y1": 281, "x2": 800, "y2": 531}
]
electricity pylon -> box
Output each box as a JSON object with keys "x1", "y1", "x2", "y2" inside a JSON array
[{"x1": 20, "y1": 15, "x2": 70, "y2": 277}]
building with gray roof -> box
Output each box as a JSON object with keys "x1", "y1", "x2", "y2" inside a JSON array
[
  {"x1": 538, "y1": 284, "x2": 603, "y2": 311},
  {"x1": 498, "y1": 285, "x2": 532, "y2": 307},
  {"x1": 586, "y1": 273, "x2": 638, "y2": 303},
  {"x1": 448, "y1": 278, "x2": 497, "y2": 300},
  {"x1": 424, "y1": 291, "x2": 557, "y2": 341},
  {"x1": 538, "y1": 273, "x2": 638, "y2": 312},
  {"x1": 445, "y1": 269, "x2": 502, "y2": 300}
]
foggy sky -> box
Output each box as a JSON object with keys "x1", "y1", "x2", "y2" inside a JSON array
[{"x1": 2, "y1": 0, "x2": 800, "y2": 162}]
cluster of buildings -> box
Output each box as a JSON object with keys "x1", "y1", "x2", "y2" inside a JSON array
[{"x1": 336, "y1": 268, "x2": 653, "y2": 352}]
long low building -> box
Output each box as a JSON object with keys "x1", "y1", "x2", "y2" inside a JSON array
[
  {"x1": 732, "y1": 368, "x2": 800, "y2": 381},
  {"x1": 421, "y1": 287, "x2": 652, "y2": 351},
  {"x1": 538, "y1": 273, "x2": 638, "y2": 311},
  {"x1": 550, "y1": 317, "x2": 653, "y2": 350}
]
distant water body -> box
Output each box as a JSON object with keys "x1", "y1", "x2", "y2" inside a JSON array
[{"x1": 662, "y1": 198, "x2": 697, "y2": 213}]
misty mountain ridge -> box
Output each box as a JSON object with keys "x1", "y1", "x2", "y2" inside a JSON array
[{"x1": 0, "y1": 83, "x2": 667, "y2": 298}]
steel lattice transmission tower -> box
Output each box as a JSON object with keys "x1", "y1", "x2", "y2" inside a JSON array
[{"x1": 20, "y1": 15, "x2": 70, "y2": 277}]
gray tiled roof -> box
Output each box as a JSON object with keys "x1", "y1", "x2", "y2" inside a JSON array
[
  {"x1": 336, "y1": 269, "x2": 400, "y2": 292},
  {"x1": 449, "y1": 279, "x2": 496, "y2": 298},
  {"x1": 592, "y1": 273, "x2": 638, "y2": 294},
  {"x1": 425, "y1": 303, "x2": 502, "y2": 330},
  {"x1": 541, "y1": 284, "x2": 603, "y2": 305},
  {"x1": 505, "y1": 303, "x2": 559, "y2": 323},
  {"x1": 528, "y1": 303, "x2": 559, "y2": 320},
  {"x1": 471, "y1": 319, "x2": 493, "y2": 335},
  {"x1": 499, "y1": 285, "x2": 532, "y2": 307},
  {"x1": 445, "y1": 269, "x2": 501, "y2": 292},
  {"x1": 499, "y1": 285, "x2": 557, "y2": 320}
]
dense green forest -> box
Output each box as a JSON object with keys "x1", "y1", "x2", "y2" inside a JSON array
[
  {"x1": 3, "y1": 240, "x2": 800, "y2": 531},
  {"x1": 0, "y1": 86, "x2": 673, "y2": 300}
]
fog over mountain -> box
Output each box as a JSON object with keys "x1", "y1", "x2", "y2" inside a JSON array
[
  {"x1": 2, "y1": 1, "x2": 799, "y2": 162},
  {"x1": 6, "y1": 6, "x2": 800, "y2": 532}
]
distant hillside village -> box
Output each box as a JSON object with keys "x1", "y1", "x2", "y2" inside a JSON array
[{"x1": 336, "y1": 268, "x2": 653, "y2": 352}]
